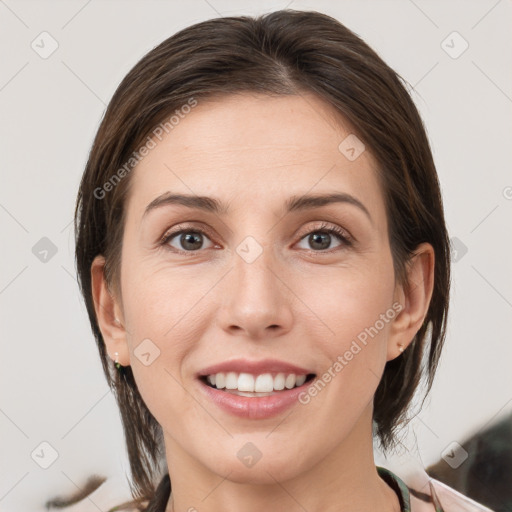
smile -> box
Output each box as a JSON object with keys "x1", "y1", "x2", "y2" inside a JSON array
[{"x1": 198, "y1": 373, "x2": 316, "y2": 419}]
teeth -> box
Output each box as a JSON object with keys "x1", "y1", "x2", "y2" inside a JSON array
[
  {"x1": 295, "y1": 374, "x2": 306, "y2": 387},
  {"x1": 238, "y1": 372, "x2": 255, "y2": 392},
  {"x1": 274, "y1": 373, "x2": 285, "y2": 390},
  {"x1": 225, "y1": 372, "x2": 238, "y2": 389},
  {"x1": 255, "y1": 374, "x2": 274, "y2": 392},
  {"x1": 205, "y1": 372, "x2": 309, "y2": 392}
]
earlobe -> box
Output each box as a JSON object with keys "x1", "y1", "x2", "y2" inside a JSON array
[
  {"x1": 90, "y1": 255, "x2": 130, "y2": 366},
  {"x1": 387, "y1": 243, "x2": 435, "y2": 361}
]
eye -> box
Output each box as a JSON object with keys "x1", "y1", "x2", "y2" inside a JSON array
[
  {"x1": 159, "y1": 221, "x2": 352, "y2": 255},
  {"x1": 295, "y1": 222, "x2": 352, "y2": 252},
  {"x1": 160, "y1": 225, "x2": 215, "y2": 253}
]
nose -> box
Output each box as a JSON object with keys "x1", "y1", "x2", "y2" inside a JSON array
[{"x1": 217, "y1": 241, "x2": 293, "y2": 340}]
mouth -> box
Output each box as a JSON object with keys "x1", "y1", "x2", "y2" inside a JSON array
[
  {"x1": 199, "y1": 372, "x2": 316, "y2": 397},
  {"x1": 195, "y1": 359, "x2": 317, "y2": 419},
  {"x1": 197, "y1": 371, "x2": 317, "y2": 419}
]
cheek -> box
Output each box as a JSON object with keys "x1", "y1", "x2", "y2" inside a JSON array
[
  {"x1": 295, "y1": 272, "x2": 395, "y2": 436},
  {"x1": 121, "y1": 255, "x2": 213, "y2": 343},
  {"x1": 298, "y1": 258, "x2": 395, "y2": 343},
  {"x1": 296, "y1": 259, "x2": 395, "y2": 395},
  {"x1": 119, "y1": 261, "x2": 217, "y2": 416}
]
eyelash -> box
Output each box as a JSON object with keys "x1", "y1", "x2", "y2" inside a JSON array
[{"x1": 159, "y1": 221, "x2": 353, "y2": 255}]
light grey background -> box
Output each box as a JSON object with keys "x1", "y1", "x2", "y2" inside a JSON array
[{"x1": 1, "y1": 1, "x2": 511, "y2": 510}]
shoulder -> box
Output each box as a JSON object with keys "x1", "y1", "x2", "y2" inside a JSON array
[
  {"x1": 378, "y1": 466, "x2": 495, "y2": 512},
  {"x1": 410, "y1": 492, "x2": 437, "y2": 512},
  {"x1": 426, "y1": 477, "x2": 496, "y2": 512},
  {"x1": 409, "y1": 477, "x2": 496, "y2": 512}
]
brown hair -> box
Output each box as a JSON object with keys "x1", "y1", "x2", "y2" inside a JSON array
[{"x1": 64, "y1": 8, "x2": 450, "y2": 511}]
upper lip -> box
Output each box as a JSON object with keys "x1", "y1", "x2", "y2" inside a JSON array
[{"x1": 197, "y1": 358, "x2": 314, "y2": 377}]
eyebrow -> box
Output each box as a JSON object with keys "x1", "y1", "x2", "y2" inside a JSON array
[{"x1": 143, "y1": 192, "x2": 372, "y2": 224}]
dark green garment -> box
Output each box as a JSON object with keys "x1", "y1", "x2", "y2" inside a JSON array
[{"x1": 377, "y1": 466, "x2": 444, "y2": 512}]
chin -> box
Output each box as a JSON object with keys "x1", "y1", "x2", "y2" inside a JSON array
[
  {"x1": 216, "y1": 460, "x2": 301, "y2": 485},
  {"x1": 201, "y1": 443, "x2": 307, "y2": 485}
]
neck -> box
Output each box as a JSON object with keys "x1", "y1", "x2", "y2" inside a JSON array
[{"x1": 163, "y1": 405, "x2": 400, "y2": 512}]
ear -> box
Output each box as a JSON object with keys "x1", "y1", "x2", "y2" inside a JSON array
[
  {"x1": 387, "y1": 242, "x2": 435, "y2": 361},
  {"x1": 90, "y1": 255, "x2": 130, "y2": 366}
]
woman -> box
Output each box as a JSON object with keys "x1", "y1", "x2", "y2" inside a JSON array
[{"x1": 55, "y1": 8, "x2": 494, "y2": 512}]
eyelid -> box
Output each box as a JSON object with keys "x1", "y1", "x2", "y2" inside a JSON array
[
  {"x1": 159, "y1": 222, "x2": 217, "y2": 245},
  {"x1": 159, "y1": 220, "x2": 354, "y2": 253},
  {"x1": 295, "y1": 221, "x2": 353, "y2": 243}
]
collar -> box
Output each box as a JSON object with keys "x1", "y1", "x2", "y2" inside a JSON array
[
  {"x1": 377, "y1": 466, "x2": 446, "y2": 512},
  {"x1": 377, "y1": 466, "x2": 412, "y2": 512}
]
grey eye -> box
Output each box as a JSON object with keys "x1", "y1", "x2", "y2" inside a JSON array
[
  {"x1": 296, "y1": 231, "x2": 344, "y2": 251},
  {"x1": 166, "y1": 230, "x2": 214, "y2": 251}
]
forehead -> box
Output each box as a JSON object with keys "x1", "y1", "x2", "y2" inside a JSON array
[{"x1": 126, "y1": 93, "x2": 386, "y2": 225}]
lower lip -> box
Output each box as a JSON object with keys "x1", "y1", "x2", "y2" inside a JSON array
[{"x1": 198, "y1": 378, "x2": 313, "y2": 420}]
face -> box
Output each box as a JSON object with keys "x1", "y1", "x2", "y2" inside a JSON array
[{"x1": 96, "y1": 92, "x2": 418, "y2": 484}]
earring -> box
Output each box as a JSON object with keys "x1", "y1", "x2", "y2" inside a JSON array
[
  {"x1": 398, "y1": 343, "x2": 404, "y2": 353},
  {"x1": 114, "y1": 352, "x2": 124, "y2": 373}
]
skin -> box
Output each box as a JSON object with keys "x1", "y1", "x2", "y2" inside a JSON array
[{"x1": 91, "y1": 92, "x2": 434, "y2": 512}]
